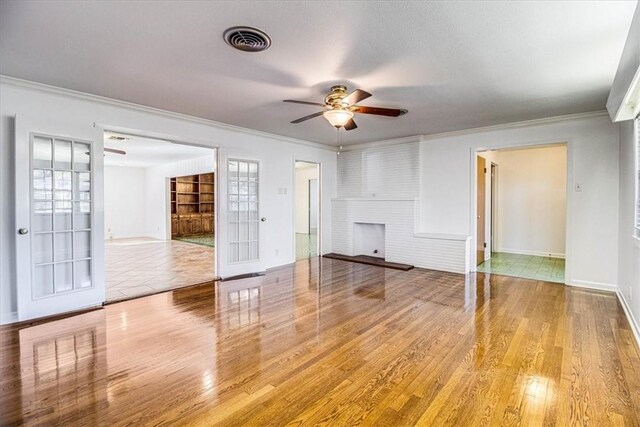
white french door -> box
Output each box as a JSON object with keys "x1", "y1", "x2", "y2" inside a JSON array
[
  {"x1": 219, "y1": 157, "x2": 265, "y2": 278},
  {"x1": 15, "y1": 115, "x2": 104, "y2": 321}
]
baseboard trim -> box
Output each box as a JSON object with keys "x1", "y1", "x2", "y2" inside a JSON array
[
  {"x1": 616, "y1": 290, "x2": 640, "y2": 349},
  {"x1": 0, "y1": 311, "x2": 18, "y2": 326},
  {"x1": 495, "y1": 248, "x2": 565, "y2": 259},
  {"x1": 566, "y1": 279, "x2": 618, "y2": 293}
]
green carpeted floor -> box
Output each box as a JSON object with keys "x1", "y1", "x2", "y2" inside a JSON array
[
  {"x1": 296, "y1": 233, "x2": 318, "y2": 260},
  {"x1": 477, "y1": 252, "x2": 565, "y2": 283},
  {"x1": 173, "y1": 234, "x2": 215, "y2": 248}
]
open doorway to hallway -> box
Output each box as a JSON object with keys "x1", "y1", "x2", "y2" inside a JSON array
[
  {"x1": 103, "y1": 132, "x2": 217, "y2": 301},
  {"x1": 295, "y1": 161, "x2": 320, "y2": 260},
  {"x1": 476, "y1": 144, "x2": 567, "y2": 283}
]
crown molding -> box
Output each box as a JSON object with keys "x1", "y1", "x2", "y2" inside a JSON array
[
  {"x1": 421, "y1": 110, "x2": 609, "y2": 141},
  {"x1": 339, "y1": 135, "x2": 423, "y2": 151},
  {"x1": 339, "y1": 110, "x2": 609, "y2": 151},
  {"x1": 0, "y1": 75, "x2": 336, "y2": 151}
]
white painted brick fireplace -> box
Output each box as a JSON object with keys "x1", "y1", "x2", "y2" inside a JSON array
[{"x1": 331, "y1": 198, "x2": 470, "y2": 273}]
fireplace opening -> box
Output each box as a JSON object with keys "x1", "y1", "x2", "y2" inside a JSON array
[{"x1": 353, "y1": 223, "x2": 385, "y2": 259}]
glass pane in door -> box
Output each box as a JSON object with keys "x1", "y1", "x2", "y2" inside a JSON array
[
  {"x1": 31, "y1": 135, "x2": 93, "y2": 299},
  {"x1": 228, "y1": 159, "x2": 259, "y2": 264}
]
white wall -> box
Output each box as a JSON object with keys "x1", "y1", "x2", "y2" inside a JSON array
[
  {"x1": 294, "y1": 165, "x2": 318, "y2": 234},
  {"x1": 419, "y1": 114, "x2": 619, "y2": 290},
  {"x1": 0, "y1": 79, "x2": 337, "y2": 324},
  {"x1": 617, "y1": 120, "x2": 640, "y2": 339},
  {"x1": 494, "y1": 145, "x2": 567, "y2": 258},
  {"x1": 145, "y1": 153, "x2": 215, "y2": 240},
  {"x1": 104, "y1": 166, "x2": 147, "y2": 239}
]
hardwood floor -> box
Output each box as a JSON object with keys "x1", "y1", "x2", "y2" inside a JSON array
[{"x1": 1, "y1": 258, "x2": 639, "y2": 426}]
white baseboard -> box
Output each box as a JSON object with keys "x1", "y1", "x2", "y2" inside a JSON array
[
  {"x1": 566, "y1": 279, "x2": 618, "y2": 293},
  {"x1": 495, "y1": 248, "x2": 565, "y2": 259},
  {"x1": 1, "y1": 311, "x2": 18, "y2": 325},
  {"x1": 616, "y1": 290, "x2": 640, "y2": 349}
]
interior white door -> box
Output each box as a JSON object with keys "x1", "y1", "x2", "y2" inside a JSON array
[
  {"x1": 220, "y1": 158, "x2": 265, "y2": 277},
  {"x1": 15, "y1": 115, "x2": 105, "y2": 321}
]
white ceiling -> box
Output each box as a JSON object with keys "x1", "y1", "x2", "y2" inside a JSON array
[
  {"x1": 103, "y1": 133, "x2": 213, "y2": 168},
  {"x1": 1, "y1": 1, "x2": 637, "y2": 146}
]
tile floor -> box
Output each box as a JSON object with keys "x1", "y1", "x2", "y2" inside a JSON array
[
  {"x1": 106, "y1": 237, "x2": 216, "y2": 302},
  {"x1": 295, "y1": 233, "x2": 318, "y2": 260},
  {"x1": 477, "y1": 252, "x2": 565, "y2": 283}
]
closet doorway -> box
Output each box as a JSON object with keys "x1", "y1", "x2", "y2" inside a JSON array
[{"x1": 294, "y1": 161, "x2": 320, "y2": 260}]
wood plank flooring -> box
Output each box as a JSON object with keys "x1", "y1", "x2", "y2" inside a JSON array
[{"x1": 1, "y1": 258, "x2": 639, "y2": 426}]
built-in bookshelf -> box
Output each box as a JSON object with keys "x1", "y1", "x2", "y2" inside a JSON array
[{"x1": 170, "y1": 173, "x2": 215, "y2": 237}]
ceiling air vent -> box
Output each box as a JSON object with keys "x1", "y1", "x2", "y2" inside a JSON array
[{"x1": 223, "y1": 26, "x2": 271, "y2": 52}]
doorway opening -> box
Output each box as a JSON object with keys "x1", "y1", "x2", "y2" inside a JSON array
[
  {"x1": 103, "y1": 132, "x2": 218, "y2": 302},
  {"x1": 295, "y1": 161, "x2": 320, "y2": 260},
  {"x1": 475, "y1": 144, "x2": 567, "y2": 283}
]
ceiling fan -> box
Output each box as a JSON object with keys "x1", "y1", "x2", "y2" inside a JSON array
[
  {"x1": 284, "y1": 85, "x2": 407, "y2": 131},
  {"x1": 104, "y1": 148, "x2": 126, "y2": 155},
  {"x1": 104, "y1": 134, "x2": 127, "y2": 155}
]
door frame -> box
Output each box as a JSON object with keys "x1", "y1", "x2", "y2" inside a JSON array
[
  {"x1": 490, "y1": 162, "x2": 498, "y2": 254},
  {"x1": 308, "y1": 178, "x2": 319, "y2": 234},
  {"x1": 470, "y1": 140, "x2": 571, "y2": 282},
  {"x1": 95, "y1": 123, "x2": 221, "y2": 278},
  {"x1": 292, "y1": 159, "x2": 322, "y2": 262},
  {"x1": 476, "y1": 155, "x2": 486, "y2": 265}
]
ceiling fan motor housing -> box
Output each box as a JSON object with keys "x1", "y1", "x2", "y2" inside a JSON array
[{"x1": 324, "y1": 85, "x2": 349, "y2": 107}]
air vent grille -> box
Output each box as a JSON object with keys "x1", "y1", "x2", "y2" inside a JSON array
[{"x1": 224, "y1": 26, "x2": 271, "y2": 52}]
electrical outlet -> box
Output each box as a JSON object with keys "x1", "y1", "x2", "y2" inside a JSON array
[
  {"x1": 275, "y1": 249, "x2": 279, "y2": 256},
  {"x1": 575, "y1": 183, "x2": 583, "y2": 192}
]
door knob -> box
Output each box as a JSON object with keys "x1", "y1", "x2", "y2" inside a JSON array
[
  {"x1": 18, "y1": 228, "x2": 29, "y2": 235},
  {"x1": 261, "y1": 217, "x2": 266, "y2": 222}
]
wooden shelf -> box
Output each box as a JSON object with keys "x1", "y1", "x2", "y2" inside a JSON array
[{"x1": 171, "y1": 172, "x2": 215, "y2": 237}]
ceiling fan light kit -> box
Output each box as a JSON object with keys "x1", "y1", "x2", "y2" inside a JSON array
[
  {"x1": 323, "y1": 109, "x2": 354, "y2": 128},
  {"x1": 284, "y1": 85, "x2": 407, "y2": 131}
]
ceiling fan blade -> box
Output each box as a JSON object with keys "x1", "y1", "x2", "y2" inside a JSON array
[
  {"x1": 352, "y1": 106, "x2": 408, "y2": 117},
  {"x1": 104, "y1": 147, "x2": 127, "y2": 155},
  {"x1": 291, "y1": 111, "x2": 324, "y2": 124},
  {"x1": 344, "y1": 118, "x2": 357, "y2": 131},
  {"x1": 283, "y1": 99, "x2": 326, "y2": 107},
  {"x1": 341, "y1": 89, "x2": 371, "y2": 106}
]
